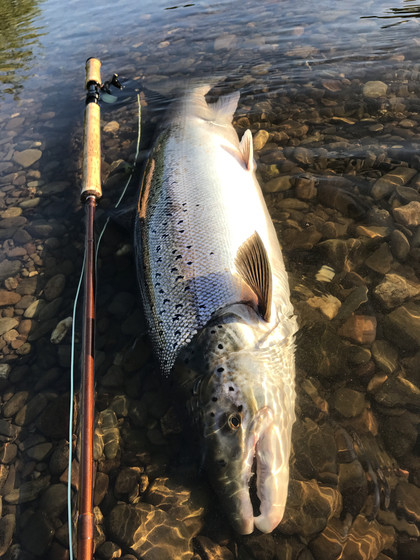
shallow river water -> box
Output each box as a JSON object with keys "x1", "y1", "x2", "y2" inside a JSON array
[{"x1": 0, "y1": 0, "x2": 420, "y2": 559}]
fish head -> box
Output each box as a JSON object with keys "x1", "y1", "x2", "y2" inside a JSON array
[{"x1": 175, "y1": 311, "x2": 295, "y2": 534}]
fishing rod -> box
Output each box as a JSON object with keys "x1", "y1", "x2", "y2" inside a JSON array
[{"x1": 78, "y1": 56, "x2": 102, "y2": 560}]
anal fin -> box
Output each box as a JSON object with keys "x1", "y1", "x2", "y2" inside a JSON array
[{"x1": 235, "y1": 232, "x2": 272, "y2": 322}]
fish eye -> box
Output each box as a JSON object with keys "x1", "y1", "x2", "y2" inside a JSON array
[{"x1": 227, "y1": 413, "x2": 241, "y2": 430}]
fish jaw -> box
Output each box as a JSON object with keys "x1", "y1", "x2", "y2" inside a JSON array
[
  {"x1": 254, "y1": 422, "x2": 291, "y2": 533},
  {"x1": 205, "y1": 404, "x2": 291, "y2": 535}
]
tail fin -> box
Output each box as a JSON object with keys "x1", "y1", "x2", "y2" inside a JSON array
[{"x1": 187, "y1": 83, "x2": 240, "y2": 125}]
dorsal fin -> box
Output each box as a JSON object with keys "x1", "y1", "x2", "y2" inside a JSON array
[
  {"x1": 235, "y1": 232, "x2": 272, "y2": 322},
  {"x1": 239, "y1": 129, "x2": 254, "y2": 171}
]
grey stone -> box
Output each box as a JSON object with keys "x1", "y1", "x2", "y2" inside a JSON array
[
  {"x1": 0, "y1": 443, "x2": 17, "y2": 464},
  {"x1": 12, "y1": 149, "x2": 42, "y2": 168},
  {"x1": 382, "y1": 412, "x2": 418, "y2": 457},
  {"x1": 23, "y1": 299, "x2": 46, "y2": 319},
  {"x1": 374, "y1": 273, "x2": 420, "y2": 310},
  {"x1": 0, "y1": 317, "x2": 18, "y2": 336},
  {"x1": 279, "y1": 480, "x2": 342, "y2": 537},
  {"x1": 390, "y1": 229, "x2": 410, "y2": 260},
  {"x1": 20, "y1": 511, "x2": 54, "y2": 556},
  {"x1": 371, "y1": 340, "x2": 398, "y2": 375},
  {"x1": 372, "y1": 374, "x2": 420, "y2": 409},
  {"x1": 365, "y1": 242, "x2": 393, "y2": 274},
  {"x1": 38, "y1": 297, "x2": 63, "y2": 322},
  {"x1": 3, "y1": 391, "x2": 30, "y2": 417},
  {"x1": 0, "y1": 419, "x2": 18, "y2": 439},
  {"x1": 43, "y1": 273, "x2": 65, "y2": 301},
  {"x1": 340, "y1": 514, "x2": 394, "y2": 560},
  {"x1": 15, "y1": 393, "x2": 48, "y2": 426},
  {"x1": 372, "y1": 167, "x2": 417, "y2": 199},
  {"x1": 4, "y1": 476, "x2": 50, "y2": 504},
  {"x1": 0, "y1": 514, "x2": 15, "y2": 556},
  {"x1": 263, "y1": 175, "x2": 292, "y2": 193},
  {"x1": 395, "y1": 481, "x2": 420, "y2": 523},
  {"x1": 108, "y1": 502, "x2": 198, "y2": 559},
  {"x1": 384, "y1": 302, "x2": 420, "y2": 350},
  {"x1": 363, "y1": 81, "x2": 388, "y2": 98},
  {"x1": 39, "y1": 483, "x2": 67, "y2": 519},
  {"x1": 0, "y1": 259, "x2": 21, "y2": 280},
  {"x1": 26, "y1": 442, "x2": 53, "y2": 461},
  {"x1": 36, "y1": 394, "x2": 70, "y2": 439},
  {"x1": 393, "y1": 201, "x2": 420, "y2": 227},
  {"x1": 334, "y1": 388, "x2": 367, "y2": 417}
]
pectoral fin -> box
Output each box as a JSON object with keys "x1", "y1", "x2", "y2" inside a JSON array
[
  {"x1": 239, "y1": 129, "x2": 254, "y2": 171},
  {"x1": 235, "y1": 232, "x2": 272, "y2": 322}
]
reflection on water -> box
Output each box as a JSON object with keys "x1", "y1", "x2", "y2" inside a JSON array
[
  {"x1": 0, "y1": 0, "x2": 419, "y2": 559},
  {"x1": 0, "y1": 0, "x2": 44, "y2": 99},
  {"x1": 364, "y1": 0, "x2": 420, "y2": 28}
]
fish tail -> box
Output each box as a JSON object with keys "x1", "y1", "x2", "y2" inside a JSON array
[{"x1": 187, "y1": 82, "x2": 240, "y2": 125}]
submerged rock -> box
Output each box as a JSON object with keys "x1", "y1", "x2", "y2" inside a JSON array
[
  {"x1": 108, "y1": 502, "x2": 198, "y2": 560},
  {"x1": 384, "y1": 302, "x2": 420, "y2": 350},
  {"x1": 374, "y1": 273, "x2": 420, "y2": 310},
  {"x1": 279, "y1": 480, "x2": 342, "y2": 537},
  {"x1": 363, "y1": 81, "x2": 388, "y2": 98}
]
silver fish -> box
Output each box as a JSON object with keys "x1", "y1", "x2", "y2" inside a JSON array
[{"x1": 134, "y1": 84, "x2": 297, "y2": 534}]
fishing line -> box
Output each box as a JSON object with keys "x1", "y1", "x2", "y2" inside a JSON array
[{"x1": 68, "y1": 93, "x2": 141, "y2": 560}]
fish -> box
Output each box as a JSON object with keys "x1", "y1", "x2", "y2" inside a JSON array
[{"x1": 134, "y1": 84, "x2": 297, "y2": 534}]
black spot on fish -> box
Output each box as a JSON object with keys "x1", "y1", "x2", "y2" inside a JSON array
[
  {"x1": 175, "y1": 331, "x2": 181, "y2": 336},
  {"x1": 186, "y1": 245, "x2": 192, "y2": 249},
  {"x1": 171, "y1": 267, "x2": 177, "y2": 272},
  {"x1": 155, "y1": 282, "x2": 160, "y2": 287},
  {"x1": 210, "y1": 251, "x2": 214, "y2": 255},
  {"x1": 184, "y1": 286, "x2": 190, "y2": 292},
  {"x1": 210, "y1": 412, "x2": 215, "y2": 417},
  {"x1": 175, "y1": 303, "x2": 182, "y2": 309},
  {"x1": 217, "y1": 367, "x2": 224, "y2": 373},
  {"x1": 238, "y1": 405, "x2": 243, "y2": 412},
  {"x1": 212, "y1": 397, "x2": 218, "y2": 402},
  {"x1": 176, "y1": 255, "x2": 182, "y2": 260},
  {"x1": 176, "y1": 275, "x2": 184, "y2": 281},
  {"x1": 163, "y1": 298, "x2": 170, "y2": 304},
  {"x1": 159, "y1": 289, "x2": 164, "y2": 294},
  {"x1": 211, "y1": 330, "x2": 216, "y2": 334},
  {"x1": 172, "y1": 250, "x2": 177, "y2": 254},
  {"x1": 178, "y1": 220, "x2": 183, "y2": 224},
  {"x1": 217, "y1": 459, "x2": 227, "y2": 468},
  {"x1": 218, "y1": 344, "x2": 224, "y2": 350},
  {"x1": 155, "y1": 272, "x2": 161, "y2": 277},
  {"x1": 156, "y1": 245, "x2": 161, "y2": 252},
  {"x1": 187, "y1": 262, "x2": 192, "y2": 265},
  {"x1": 229, "y1": 386, "x2": 234, "y2": 391},
  {"x1": 179, "y1": 229, "x2": 185, "y2": 233}
]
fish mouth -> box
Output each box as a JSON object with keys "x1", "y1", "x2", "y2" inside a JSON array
[{"x1": 235, "y1": 407, "x2": 290, "y2": 534}]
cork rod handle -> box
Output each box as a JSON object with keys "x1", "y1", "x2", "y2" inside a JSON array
[{"x1": 81, "y1": 58, "x2": 102, "y2": 200}]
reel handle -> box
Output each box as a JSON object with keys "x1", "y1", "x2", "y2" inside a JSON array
[{"x1": 81, "y1": 58, "x2": 102, "y2": 201}]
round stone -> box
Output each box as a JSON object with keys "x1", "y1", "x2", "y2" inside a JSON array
[
  {"x1": 334, "y1": 388, "x2": 366, "y2": 417},
  {"x1": 363, "y1": 81, "x2": 388, "y2": 98}
]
